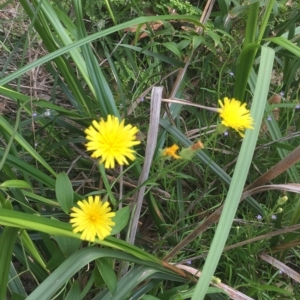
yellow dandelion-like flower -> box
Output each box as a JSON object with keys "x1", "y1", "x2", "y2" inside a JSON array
[
  {"x1": 218, "y1": 97, "x2": 254, "y2": 137},
  {"x1": 85, "y1": 115, "x2": 141, "y2": 169},
  {"x1": 162, "y1": 144, "x2": 181, "y2": 159},
  {"x1": 70, "y1": 196, "x2": 115, "y2": 242}
]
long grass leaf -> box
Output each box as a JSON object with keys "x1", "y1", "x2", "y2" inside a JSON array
[
  {"x1": 0, "y1": 15, "x2": 201, "y2": 86},
  {"x1": 73, "y1": 0, "x2": 119, "y2": 116},
  {"x1": 0, "y1": 115, "x2": 56, "y2": 176},
  {"x1": 0, "y1": 209, "x2": 159, "y2": 262},
  {"x1": 26, "y1": 248, "x2": 173, "y2": 300},
  {"x1": 191, "y1": 46, "x2": 275, "y2": 299},
  {"x1": 0, "y1": 227, "x2": 19, "y2": 300}
]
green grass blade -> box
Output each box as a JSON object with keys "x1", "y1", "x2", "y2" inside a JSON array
[
  {"x1": 266, "y1": 36, "x2": 300, "y2": 57},
  {"x1": 19, "y1": 230, "x2": 47, "y2": 270},
  {"x1": 65, "y1": 281, "x2": 81, "y2": 300},
  {"x1": 0, "y1": 227, "x2": 19, "y2": 300},
  {"x1": 257, "y1": 0, "x2": 276, "y2": 41},
  {"x1": 26, "y1": 248, "x2": 171, "y2": 300},
  {"x1": 8, "y1": 262, "x2": 27, "y2": 297},
  {"x1": 0, "y1": 209, "x2": 160, "y2": 262},
  {"x1": 18, "y1": 0, "x2": 91, "y2": 114},
  {"x1": 119, "y1": 44, "x2": 185, "y2": 67},
  {"x1": 97, "y1": 265, "x2": 186, "y2": 300},
  {"x1": 191, "y1": 46, "x2": 275, "y2": 300},
  {"x1": 73, "y1": 0, "x2": 119, "y2": 116},
  {"x1": 0, "y1": 149, "x2": 56, "y2": 188},
  {"x1": 0, "y1": 115, "x2": 56, "y2": 177},
  {"x1": 32, "y1": 0, "x2": 94, "y2": 95},
  {"x1": 243, "y1": 1, "x2": 259, "y2": 46},
  {"x1": 0, "y1": 15, "x2": 201, "y2": 86},
  {"x1": 233, "y1": 43, "x2": 260, "y2": 101}
]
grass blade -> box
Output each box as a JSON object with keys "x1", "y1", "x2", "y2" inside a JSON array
[{"x1": 191, "y1": 46, "x2": 275, "y2": 300}]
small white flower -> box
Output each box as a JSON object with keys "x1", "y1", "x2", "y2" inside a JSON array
[{"x1": 44, "y1": 109, "x2": 51, "y2": 117}]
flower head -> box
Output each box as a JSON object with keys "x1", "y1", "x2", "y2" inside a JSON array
[
  {"x1": 218, "y1": 97, "x2": 254, "y2": 137},
  {"x1": 179, "y1": 140, "x2": 204, "y2": 160},
  {"x1": 256, "y1": 215, "x2": 262, "y2": 220},
  {"x1": 70, "y1": 196, "x2": 115, "y2": 242},
  {"x1": 85, "y1": 115, "x2": 140, "y2": 169},
  {"x1": 162, "y1": 144, "x2": 181, "y2": 159}
]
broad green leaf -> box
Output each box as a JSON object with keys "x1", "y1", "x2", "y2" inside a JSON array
[
  {"x1": 192, "y1": 36, "x2": 205, "y2": 52},
  {"x1": 65, "y1": 281, "x2": 81, "y2": 300},
  {"x1": 55, "y1": 172, "x2": 74, "y2": 214},
  {"x1": 162, "y1": 42, "x2": 182, "y2": 58},
  {"x1": 110, "y1": 206, "x2": 130, "y2": 235},
  {"x1": 0, "y1": 180, "x2": 32, "y2": 191},
  {"x1": 46, "y1": 248, "x2": 66, "y2": 271},
  {"x1": 96, "y1": 258, "x2": 117, "y2": 295},
  {"x1": 206, "y1": 31, "x2": 222, "y2": 48},
  {"x1": 53, "y1": 235, "x2": 82, "y2": 257}
]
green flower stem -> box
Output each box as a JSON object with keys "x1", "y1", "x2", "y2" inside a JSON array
[{"x1": 98, "y1": 164, "x2": 117, "y2": 206}]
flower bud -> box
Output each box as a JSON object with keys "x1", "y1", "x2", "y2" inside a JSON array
[
  {"x1": 211, "y1": 276, "x2": 221, "y2": 284},
  {"x1": 179, "y1": 141, "x2": 204, "y2": 160},
  {"x1": 216, "y1": 123, "x2": 228, "y2": 135},
  {"x1": 277, "y1": 207, "x2": 283, "y2": 213},
  {"x1": 277, "y1": 196, "x2": 288, "y2": 205}
]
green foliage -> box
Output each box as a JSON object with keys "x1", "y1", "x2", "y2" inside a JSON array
[
  {"x1": 1, "y1": 0, "x2": 300, "y2": 299},
  {"x1": 154, "y1": 0, "x2": 201, "y2": 15}
]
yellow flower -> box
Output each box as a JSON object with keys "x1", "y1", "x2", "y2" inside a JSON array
[
  {"x1": 85, "y1": 115, "x2": 141, "y2": 169},
  {"x1": 162, "y1": 144, "x2": 181, "y2": 159},
  {"x1": 218, "y1": 97, "x2": 254, "y2": 137},
  {"x1": 70, "y1": 196, "x2": 115, "y2": 242}
]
